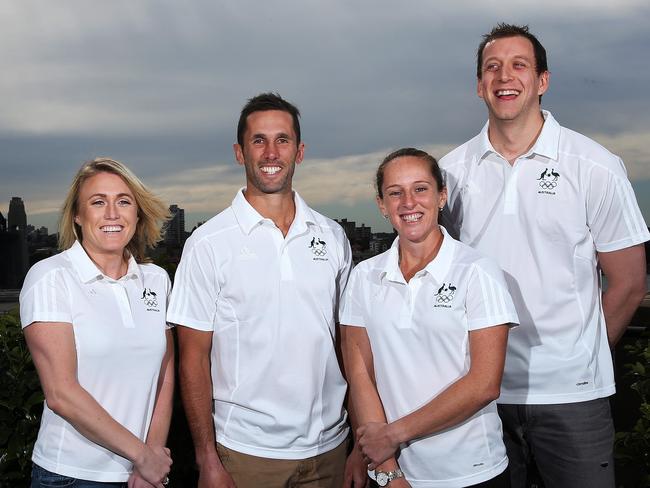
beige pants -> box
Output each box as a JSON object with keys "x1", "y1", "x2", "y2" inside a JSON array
[{"x1": 216, "y1": 438, "x2": 349, "y2": 488}]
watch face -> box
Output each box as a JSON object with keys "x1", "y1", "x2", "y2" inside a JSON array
[{"x1": 376, "y1": 472, "x2": 389, "y2": 486}]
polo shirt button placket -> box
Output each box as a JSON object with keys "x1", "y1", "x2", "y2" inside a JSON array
[
  {"x1": 503, "y1": 159, "x2": 520, "y2": 216},
  {"x1": 110, "y1": 280, "x2": 136, "y2": 329},
  {"x1": 400, "y1": 285, "x2": 414, "y2": 329},
  {"x1": 279, "y1": 242, "x2": 294, "y2": 282}
]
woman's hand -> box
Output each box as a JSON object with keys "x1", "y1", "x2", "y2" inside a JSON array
[
  {"x1": 357, "y1": 422, "x2": 400, "y2": 470},
  {"x1": 133, "y1": 445, "x2": 172, "y2": 486},
  {"x1": 127, "y1": 471, "x2": 160, "y2": 488}
]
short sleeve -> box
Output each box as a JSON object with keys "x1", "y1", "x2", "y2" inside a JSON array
[
  {"x1": 339, "y1": 266, "x2": 367, "y2": 328},
  {"x1": 465, "y1": 257, "x2": 519, "y2": 331},
  {"x1": 167, "y1": 238, "x2": 220, "y2": 331},
  {"x1": 586, "y1": 159, "x2": 650, "y2": 252},
  {"x1": 163, "y1": 270, "x2": 174, "y2": 330},
  {"x1": 439, "y1": 167, "x2": 464, "y2": 241},
  {"x1": 334, "y1": 235, "x2": 353, "y2": 324},
  {"x1": 19, "y1": 266, "x2": 72, "y2": 328}
]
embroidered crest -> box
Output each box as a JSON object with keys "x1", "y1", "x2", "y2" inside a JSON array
[
  {"x1": 309, "y1": 237, "x2": 328, "y2": 261},
  {"x1": 141, "y1": 288, "x2": 159, "y2": 311},
  {"x1": 434, "y1": 282, "x2": 456, "y2": 308},
  {"x1": 537, "y1": 167, "x2": 560, "y2": 195}
]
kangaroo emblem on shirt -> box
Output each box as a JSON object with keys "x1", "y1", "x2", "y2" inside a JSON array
[
  {"x1": 141, "y1": 288, "x2": 158, "y2": 308},
  {"x1": 537, "y1": 167, "x2": 560, "y2": 190},
  {"x1": 435, "y1": 283, "x2": 456, "y2": 305},
  {"x1": 309, "y1": 237, "x2": 327, "y2": 257}
]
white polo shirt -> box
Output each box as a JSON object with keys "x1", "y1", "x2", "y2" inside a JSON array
[
  {"x1": 19, "y1": 241, "x2": 170, "y2": 482},
  {"x1": 341, "y1": 227, "x2": 518, "y2": 488},
  {"x1": 440, "y1": 111, "x2": 650, "y2": 404},
  {"x1": 167, "y1": 189, "x2": 351, "y2": 459}
]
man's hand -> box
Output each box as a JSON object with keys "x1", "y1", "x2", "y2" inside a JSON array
[
  {"x1": 357, "y1": 422, "x2": 399, "y2": 470},
  {"x1": 342, "y1": 442, "x2": 369, "y2": 488},
  {"x1": 198, "y1": 464, "x2": 237, "y2": 488}
]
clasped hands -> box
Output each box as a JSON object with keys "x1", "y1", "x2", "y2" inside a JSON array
[{"x1": 356, "y1": 421, "x2": 400, "y2": 471}]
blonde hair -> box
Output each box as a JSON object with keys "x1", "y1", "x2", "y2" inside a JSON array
[{"x1": 59, "y1": 158, "x2": 170, "y2": 262}]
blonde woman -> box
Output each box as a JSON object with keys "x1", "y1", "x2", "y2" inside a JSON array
[{"x1": 20, "y1": 158, "x2": 174, "y2": 488}]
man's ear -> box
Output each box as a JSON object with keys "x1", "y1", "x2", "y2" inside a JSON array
[
  {"x1": 233, "y1": 143, "x2": 245, "y2": 166},
  {"x1": 295, "y1": 142, "x2": 306, "y2": 165}
]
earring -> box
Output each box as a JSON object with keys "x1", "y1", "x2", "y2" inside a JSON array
[
  {"x1": 383, "y1": 214, "x2": 389, "y2": 219},
  {"x1": 439, "y1": 207, "x2": 444, "y2": 211}
]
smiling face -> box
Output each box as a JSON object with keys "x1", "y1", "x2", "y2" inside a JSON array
[
  {"x1": 234, "y1": 109, "x2": 305, "y2": 197},
  {"x1": 74, "y1": 172, "x2": 138, "y2": 260},
  {"x1": 377, "y1": 156, "x2": 447, "y2": 245},
  {"x1": 477, "y1": 35, "x2": 549, "y2": 124}
]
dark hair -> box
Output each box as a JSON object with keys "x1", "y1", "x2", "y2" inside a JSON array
[
  {"x1": 236, "y1": 92, "x2": 301, "y2": 146},
  {"x1": 476, "y1": 23, "x2": 548, "y2": 79},
  {"x1": 376, "y1": 148, "x2": 444, "y2": 199}
]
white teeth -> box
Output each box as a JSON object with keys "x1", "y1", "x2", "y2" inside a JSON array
[
  {"x1": 260, "y1": 166, "x2": 281, "y2": 175},
  {"x1": 101, "y1": 226, "x2": 122, "y2": 232},
  {"x1": 497, "y1": 89, "x2": 520, "y2": 96},
  {"x1": 402, "y1": 213, "x2": 422, "y2": 222}
]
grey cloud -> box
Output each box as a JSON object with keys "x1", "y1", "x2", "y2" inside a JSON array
[{"x1": 1, "y1": 0, "x2": 649, "y2": 229}]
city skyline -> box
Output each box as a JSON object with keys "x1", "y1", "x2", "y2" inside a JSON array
[{"x1": 1, "y1": 1, "x2": 649, "y2": 234}]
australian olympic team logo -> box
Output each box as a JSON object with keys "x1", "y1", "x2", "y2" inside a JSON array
[
  {"x1": 434, "y1": 282, "x2": 456, "y2": 307},
  {"x1": 309, "y1": 237, "x2": 327, "y2": 258},
  {"x1": 141, "y1": 288, "x2": 159, "y2": 309},
  {"x1": 537, "y1": 167, "x2": 560, "y2": 190}
]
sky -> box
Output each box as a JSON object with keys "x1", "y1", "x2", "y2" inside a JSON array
[{"x1": 1, "y1": 0, "x2": 649, "y2": 235}]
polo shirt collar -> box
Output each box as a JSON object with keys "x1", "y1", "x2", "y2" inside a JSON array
[
  {"x1": 68, "y1": 240, "x2": 141, "y2": 283},
  {"x1": 528, "y1": 110, "x2": 560, "y2": 160},
  {"x1": 380, "y1": 226, "x2": 456, "y2": 284},
  {"x1": 292, "y1": 191, "x2": 320, "y2": 234},
  {"x1": 231, "y1": 187, "x2": 319, "y2": 235},
  {"x1": 422, "y1": 226, "x2": 455, "y2": 283},
  {"x1": 476, "y1": 109, "x2": 561, "y2": 164},
  {"x1": 381, "y1": 239, "x2": 403, "y2": 283}
]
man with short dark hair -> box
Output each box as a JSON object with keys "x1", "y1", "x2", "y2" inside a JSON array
[
  {"x1": 440, "y1": 24, "x2": 649, "y2": 487},
  {"x1": 168, "y1": 93, "x2": 361, "y2": 487}
]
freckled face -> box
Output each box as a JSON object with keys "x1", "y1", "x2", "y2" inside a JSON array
[
  {"x1": 233, "y1": 110, "x2": 305, "y2": 196},
  {"x1": 74, "y1": 172, "x2": 138, "y2": 259},
  {"x1": 377, "y1": 156, "x2": 447, "y2": 245},
  {"x1": 478, "y1": 35, "x2": 549, "y2": 123}
]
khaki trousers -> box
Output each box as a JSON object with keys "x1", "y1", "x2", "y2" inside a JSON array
[{"x1": 216, "y1": 438, "x2": 349, "y2": 488}]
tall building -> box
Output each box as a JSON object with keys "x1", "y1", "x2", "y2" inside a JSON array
[
  {"x1": 1, "y1": 197, "x2": 29, "y2": 287},
  {"x1": 335, "y1": 218, "x2": 356, "y2": 242},
  {"x1": 164, "y1": 204, "x2": 185, "y2": 247},
  {"x1": 354, "y1": 223, "x2": 372, "y2": 246},
  {"x1": 0, "y1": 212, "x2": 6, "y2": 232},
  {"x1": 8, "y1": 197, "x2": 27, "y2": 231}
]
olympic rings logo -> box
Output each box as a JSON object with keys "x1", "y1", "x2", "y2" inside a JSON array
[
  {"x1": 436, "y1": 294, "x2": 453, "y2": 303},
  {"x1": 539, "y1": 180, "x2": 557, "y2": 190},
  {"x1": 143, "y1": 298, "x2": 158, "y2": 307},
  {"x1": 312, "y1": 248, "x2": 327, "y2": 257}
]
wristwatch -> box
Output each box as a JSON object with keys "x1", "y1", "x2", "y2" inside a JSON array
[{"x1": 375, "y1": 468, "x2": 404, "y2": 486}]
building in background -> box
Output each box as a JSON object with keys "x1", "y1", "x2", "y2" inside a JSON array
[
  {"x1": 1, "y1": 197, "x2": 29, "y2": 288},
  {"x1": 164, "y1": 204, "x2": 186, "y2": 248},
  {"x1": 8, "y1": 197, "x2": 27, "y2": 232}
]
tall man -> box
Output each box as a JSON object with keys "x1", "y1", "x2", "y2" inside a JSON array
[
  {"x1": 168, "y1": 93, "x2": 355, "y2": 487},
  {"x1": 440, "y1": 24, "x2": 649, "y2": 487}
]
